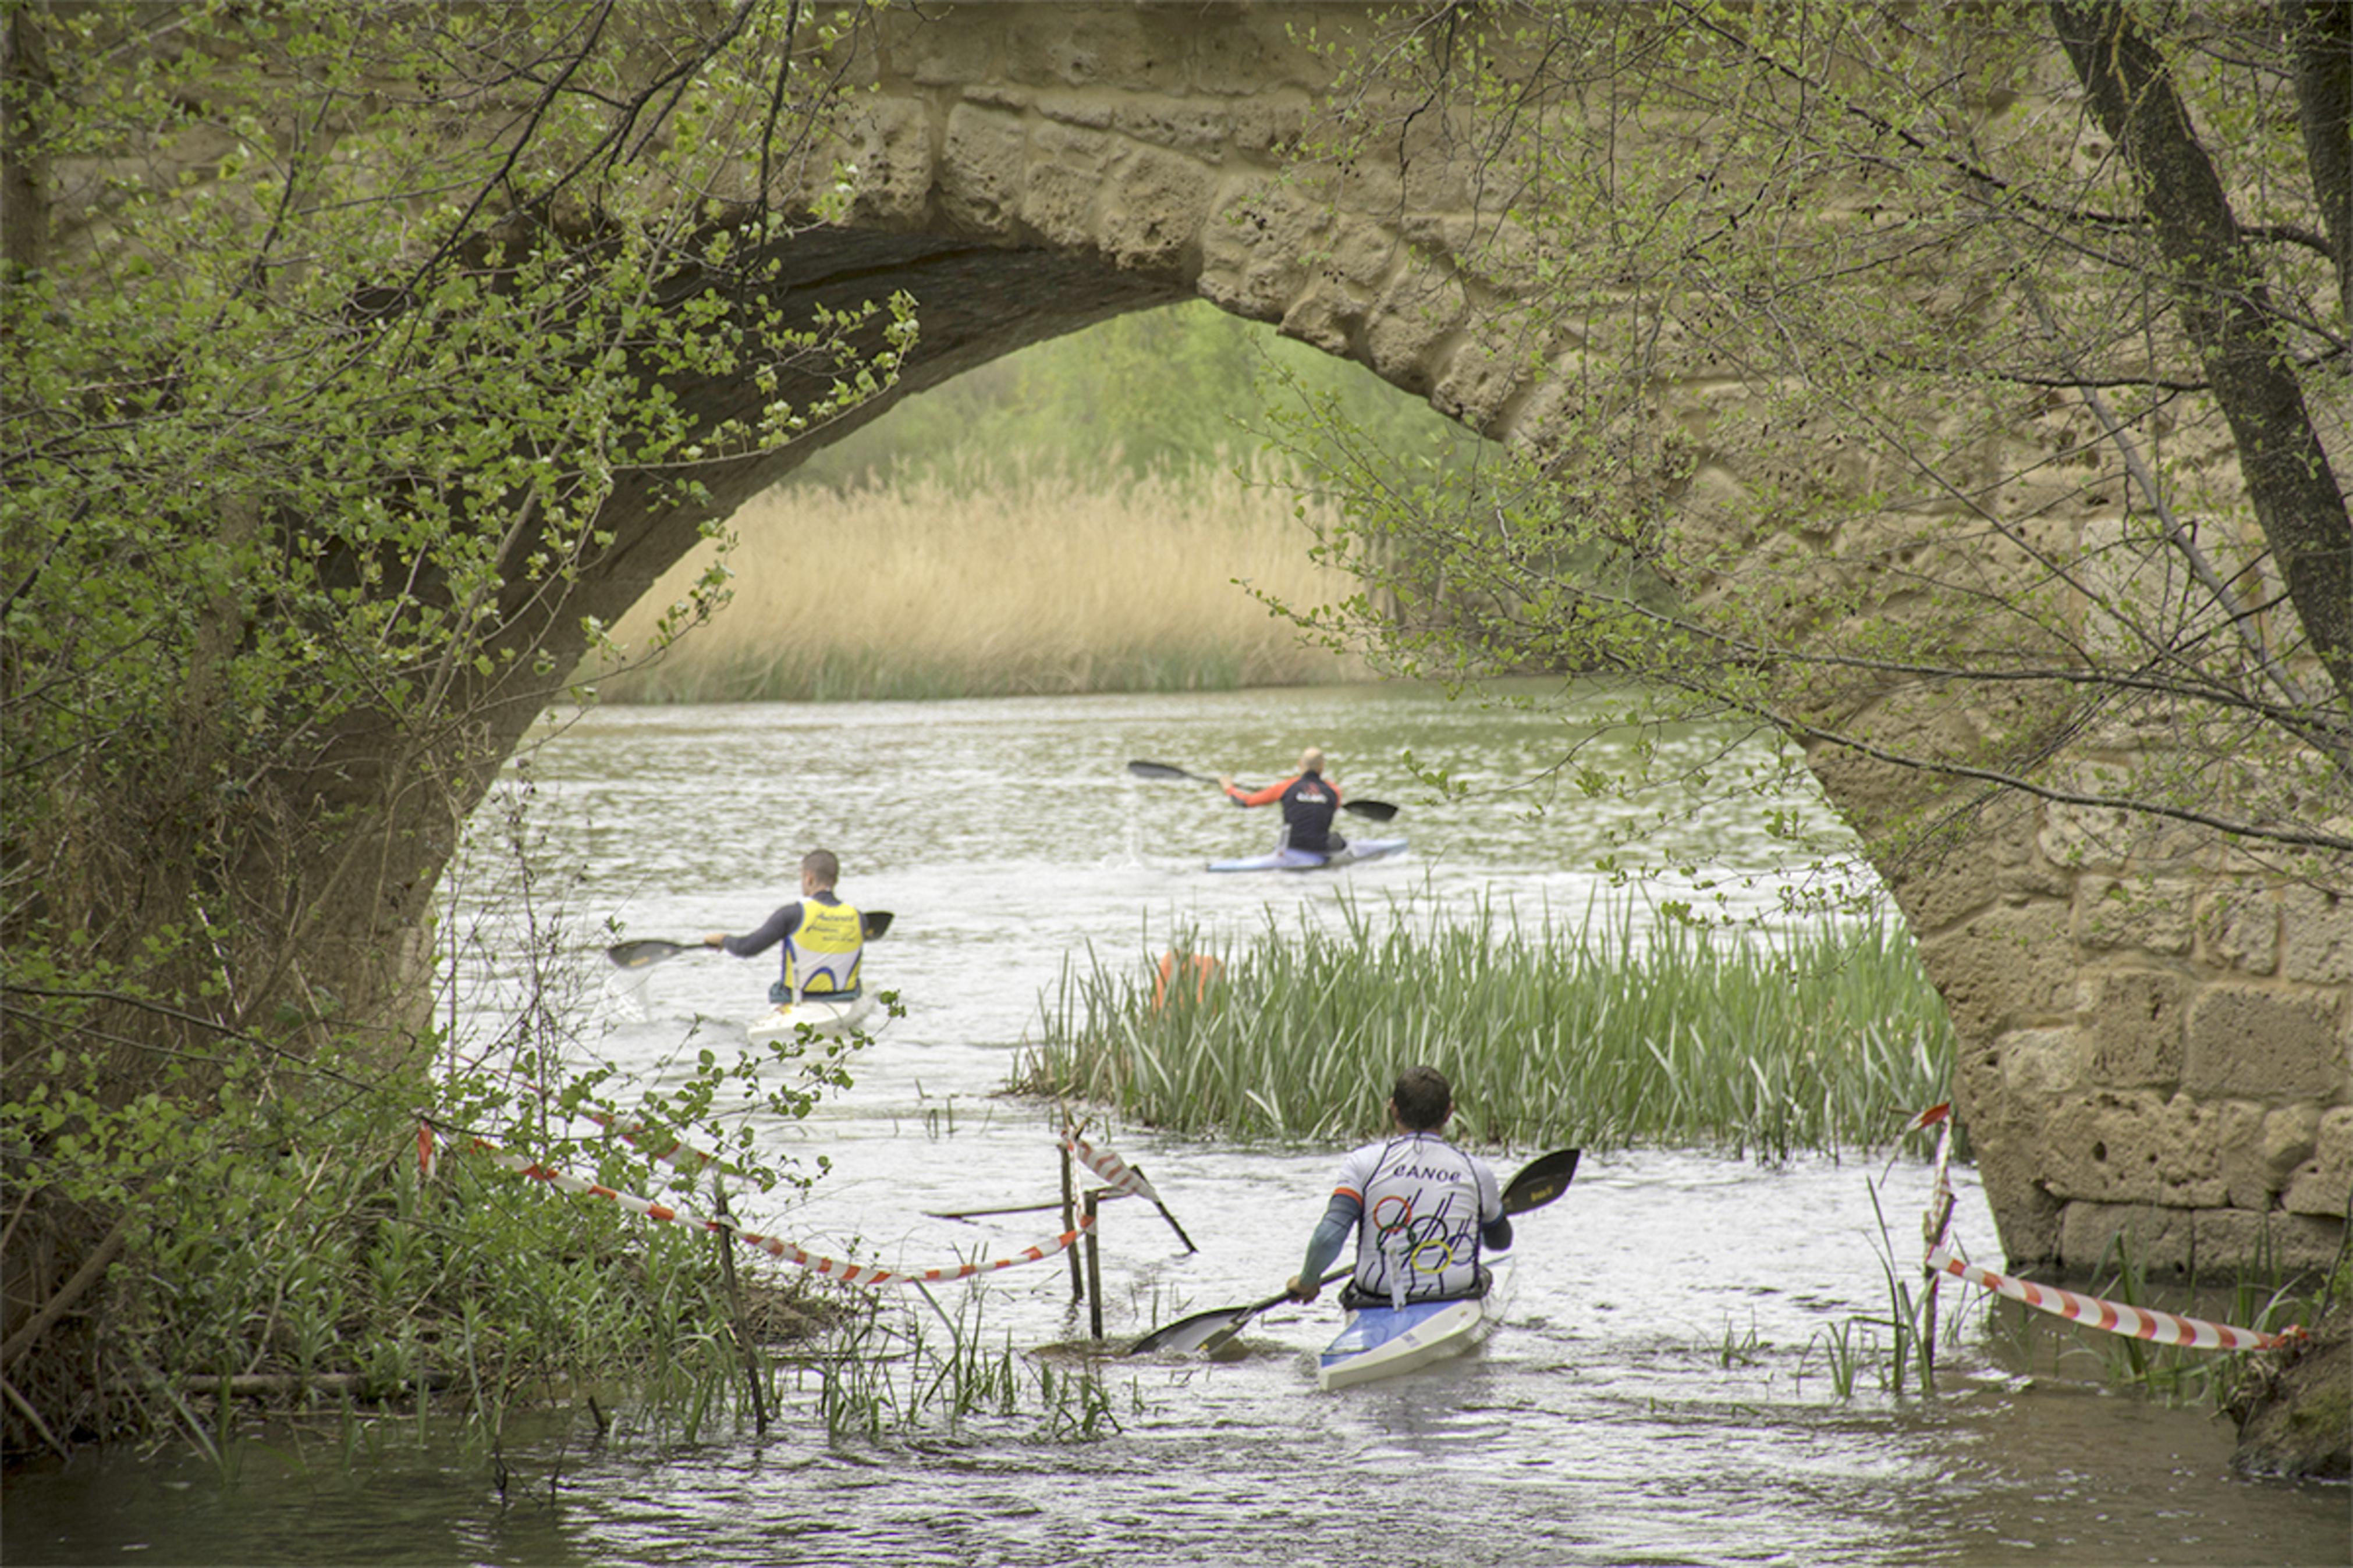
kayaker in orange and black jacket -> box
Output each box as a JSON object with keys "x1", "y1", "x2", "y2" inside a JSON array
[{"x1": 1219, "y1": 746, "x2": 1346, "y2": 855}]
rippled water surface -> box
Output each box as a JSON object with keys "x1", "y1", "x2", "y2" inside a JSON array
[{"x1": 5, "y1": 686, "x2": 2344, "y2": 1567}]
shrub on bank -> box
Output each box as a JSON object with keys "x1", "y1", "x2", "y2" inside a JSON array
[{"x1": 0, "y1": 1018, "x2": 850, "y2": 1457}]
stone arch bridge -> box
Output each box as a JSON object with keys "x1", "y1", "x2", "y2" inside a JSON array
[{"x1": 526, "y1": 4, "x2": 2343, "y2": 1278}]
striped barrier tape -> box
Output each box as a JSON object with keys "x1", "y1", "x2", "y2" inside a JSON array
[
  {"x1": 1062, "y1": 1128, "x2": 1197, "y2": 1251},
  {"x1": 584, "y1": 1111, "x2": 734, "y2": 1179},
  {"x1": 447, "y1": 1129, "x2": 1091, "y2": 1287},
  {"x1": 1925, "y1": 1245, "x2": 2299, "y2": 1352},
  {"x1": 1902, "y1": 1101, "x2": 1951, "y2": 1134},
  {"x1": 423, "y1": 1108, "x2": 737, "y2": 1182},
  {"x1": 1062, "y1": 1129, "x2": 1162, "y2": 1203}
]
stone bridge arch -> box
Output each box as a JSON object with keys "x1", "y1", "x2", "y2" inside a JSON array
[{"x1": 548, "y1": 3, "x2": 2346, "y2": 1278}]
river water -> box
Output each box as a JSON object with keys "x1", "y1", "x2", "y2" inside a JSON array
[{"x1": 6, "y1": 685, "x2": 2344, "y2": 1566}]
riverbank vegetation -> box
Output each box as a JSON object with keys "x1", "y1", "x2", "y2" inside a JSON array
[
  {"x1": 1016, "y1": 897, "x2": 1954, "y2": 1159},
  {"x1": 811, "y1": 1294, "x2": 1132, "y2": 1446},
  {"x1": 594, "y1": 455, "x2": 1368, "y2": 702},
  {"x1": 1, "y1": 1, "x2": 924, "y2": 1458},
  {"x1": 0, "y1": 765, "x2": 867, "y2": 1460},
  {"x1": 0, "y1": 1041, "x2": 845, "y2": 1460}
]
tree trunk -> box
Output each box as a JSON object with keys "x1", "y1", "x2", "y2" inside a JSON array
[{"x1": 2052, "y1": 0, "x2": 2353, "y2": 713}]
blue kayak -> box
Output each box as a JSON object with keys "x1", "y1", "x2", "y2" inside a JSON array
[
  {"x1": 1206, "y1": 837, "x2": 1408, "y2": 873},
  {"x1": 1316, "y1": 1252, "x2": 1516, "y2": 1390}
]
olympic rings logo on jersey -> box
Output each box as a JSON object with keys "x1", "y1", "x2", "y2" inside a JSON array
[{"x1": 1403, "y1": 1214, "x2": 1468, "y2": 1274}]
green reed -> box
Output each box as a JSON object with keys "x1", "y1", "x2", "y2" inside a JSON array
[
  {"x1": 1017, "y1": 893, "x2": 1955, "y2": 1159},
  {"x1": 797, "y1": 1292, "x2": 1129, "y2": 1446},
  {"x1": 1777, "y1": 1176, "x2": 1964, "y2": 1402}
]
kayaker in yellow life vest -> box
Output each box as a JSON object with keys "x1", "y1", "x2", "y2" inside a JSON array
[
  {"x1": 1286, "y1": 1065, "x2": 1509, "y2": 1309},
  {"x1": 704, "y1": 848, "x2": 864, "y2": 1005}
]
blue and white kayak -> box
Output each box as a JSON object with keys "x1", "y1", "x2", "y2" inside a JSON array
[
  {"x1": 1207, "y1": 837, "x2": 1408, "y2": 873},
  {"x1": 743, "y1": 991, "x2": 875, "y2": 1044},
  {"x1": 1315, "y1": 1252, "x2": 1515, "y2": 1391}
]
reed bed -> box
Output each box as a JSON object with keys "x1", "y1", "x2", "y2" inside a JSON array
[
  {"x1": 1016, "y1": 895, "x2": 1957, "y2": 1160},
  {"x1": 595, "y1": 456, "x2": 1366, "y2": 702},
  {"x1": 797, "y1": 1293, "x2": 1130, "y2": 1446}
]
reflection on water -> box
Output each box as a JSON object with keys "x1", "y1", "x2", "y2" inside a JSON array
[{"x1": 5, "y1": 687, "x2": 2343, "y2": 1567}]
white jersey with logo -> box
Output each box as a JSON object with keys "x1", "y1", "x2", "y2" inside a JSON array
[{"x1": 1332, "y1": 1131, "x2": 1503, "y2": 1305}]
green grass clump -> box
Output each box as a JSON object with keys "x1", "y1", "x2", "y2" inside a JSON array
[
  {"x1": 1015, "y1": 894, "x2": 1957, "y2": 1160},
  {"x1": 799, "y1": 1293, "x2": 1131, "y2": 1447}
]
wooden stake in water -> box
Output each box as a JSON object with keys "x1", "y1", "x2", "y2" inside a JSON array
[
  {"x1": 712, "y1": 1186, "x2": 768, "y2": 1434},
  {"x1": 1062, "y1": 1140, "x2": 1085, "y2": 1303},
  {"x1": 1083, "y1": 1188, "x2": 1107, "y2": 1341},
  {"x1": 1919, "y1": 1117, "x2": 1957, "y2": 1391}
]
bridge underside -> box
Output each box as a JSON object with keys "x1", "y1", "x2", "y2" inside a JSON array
[{"x1": 577, "y1": 234, "x2": 1192, "y2": 639}]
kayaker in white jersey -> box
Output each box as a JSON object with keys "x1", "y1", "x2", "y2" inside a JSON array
[
  {"x1": 704, "y1": 848, "x2": 864, "y2": 1006},
  {"x1": 1286, "y1": 1065, "x2": 1510, "y2": 1309}
]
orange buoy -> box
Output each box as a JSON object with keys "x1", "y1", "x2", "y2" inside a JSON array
[{"x1": 1152, "y1": 950, "x2": 1220, "y2": 1011}]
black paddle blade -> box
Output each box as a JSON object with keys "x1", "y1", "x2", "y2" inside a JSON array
[
  {"x1": 1341, "y1": 799, "x2": 1400, "y2": 823},
  {"x1": 1502, "y1": 1149, "x2": 1580, "y2": 1214},
  {"x1": 1125, "y1": 1304, "x2": 1251, "y2": 1356},
  {"x1": 607, "y1": 938, "x2": 696, "y2": 969},
  {"x1": 1126, "y1": 1264, "x2": 1351, "y2": 1356},
  {"x1": 1127, "y1": 759, "x2": 1210, "y2": 784},
  {"x1": 862, "y1": 910, "x2": 895, "y2": 939}
]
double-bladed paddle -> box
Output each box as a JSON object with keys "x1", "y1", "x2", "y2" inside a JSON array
[
  {"x1": 1126, "y1": 759, "x2": 1400, "y2": 823},
  {"x1": 1124, "y1": 1147, "x2": 1580, "y2": 1356},
  {"x1": 606, "y1": 909, "x2": 895, "y2": 969}
]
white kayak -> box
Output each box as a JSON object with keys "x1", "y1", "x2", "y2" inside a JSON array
[
  {"x1": 743, "y1": 991, "x2": 875, "y2": 1043},
  {"x1": 1207, "y1": 837, "x2": 1408, "y2": 873},
  {"x1": 1315, "y1": 1252, "x2": 1515, "y2": 1391}
]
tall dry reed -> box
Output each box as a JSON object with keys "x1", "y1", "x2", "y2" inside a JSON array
[{"x1": 596, "y1": 456, "x2": 1366, "y2": 701}]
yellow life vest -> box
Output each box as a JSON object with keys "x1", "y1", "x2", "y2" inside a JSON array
[{"x1": 786, "y1": 899, "x2": 864, "y2": 997}]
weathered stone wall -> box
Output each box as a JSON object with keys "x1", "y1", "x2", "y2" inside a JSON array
[
  {"x1": 1896, "y1": 783, "x2": 2349, "y2": 1276},
  {"x1": 793, "y1": 1, "x2": 2349, "y2": 1277}
]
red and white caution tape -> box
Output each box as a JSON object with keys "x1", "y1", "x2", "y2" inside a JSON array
[
  {"x1": 736, "y1": 1215, "x2": 1091, "y2": 1288},
  {"x1": 1901, "y1": 1101, "x2": 1951, "y2": 1135},
  {"x1": 1063, "y1": 1129, "x2": 1162, "y2": 1203},
  {"x1": 449, "y1": 1130, "x2": 1090, "y2": 1288},
  {"x1": 1063, "y1": 1127, "x2": 1196, "y2": 1250},
  {"x1": 1925, "y1": 1245, "x2": 2299, "y2": 1352},
  {"x1": 584, "y1": 1111, "x2": 732, "y2": 1179}
]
